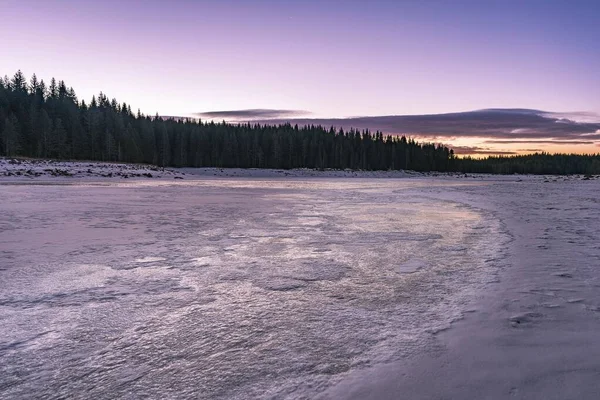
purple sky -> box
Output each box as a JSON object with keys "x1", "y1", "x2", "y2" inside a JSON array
[{"x1": 2, "y1": 0, "x2": 599, "y2": 155}]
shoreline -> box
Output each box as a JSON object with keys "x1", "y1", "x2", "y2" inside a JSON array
[{"x1": 1, "y1": 158, "x2": 596, "y2": 182}]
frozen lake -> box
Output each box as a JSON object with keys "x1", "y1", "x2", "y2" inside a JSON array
[
  {"x1": 0, "y1": 177, "x2": 503, "y2": 399},
  {"x1": 1, "y1": 174, "x2": 599, "y2": 399}
]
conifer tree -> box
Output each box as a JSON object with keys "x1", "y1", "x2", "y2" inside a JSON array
[
  {"x1": 11, "y1": 70, "x2": 27, "y2": 92},
  {"x1": 49, "y1": 78, "x2": 58, "y2": 99}
]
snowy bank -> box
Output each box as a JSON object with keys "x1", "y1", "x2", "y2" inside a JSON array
[
  {"x1": 3, "y1": 158, "x2": 599, "y2": 182},
  {"x1": 0, "y1": 158, "x2": 185, "y2": 180}
]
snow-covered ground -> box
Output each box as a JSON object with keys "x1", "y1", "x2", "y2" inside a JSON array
[
  {"x1": 4, "y1": 157, "x2": 597, "y2": 181},
  {"x1": 1, "y1": 161, "x2": 600, "y2": 399},
  {"x1": 0, "y1": 158, "x2": 185, "y2": 179}
]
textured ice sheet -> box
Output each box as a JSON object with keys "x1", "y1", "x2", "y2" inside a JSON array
[{"x1": 0, "y1": 177, "x2": 506, "y2": 399}]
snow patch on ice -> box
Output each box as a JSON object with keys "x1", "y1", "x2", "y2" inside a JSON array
[{"x1": 134, "y1": 257, "x2": 166, "y2": 263}]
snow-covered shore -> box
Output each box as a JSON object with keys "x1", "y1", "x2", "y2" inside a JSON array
[
  {"x1": 0, "y1": 158, "x2": 185, "y2": 180},
  {"x1": 2, "y1": 157, "x2": 598, "y2": 181}
]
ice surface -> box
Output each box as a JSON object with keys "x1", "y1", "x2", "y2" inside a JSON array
[
  {"x1": 396, "y1": 259, "x2": 427, "y2": 273},
  {"x1": 2, "y1": 165, "x2": 599, "y2": 399},
  {"x1": 0, "y1": 171, "x2": 506, "y2": 399},
  {"x1": 321, "y1": 174, "x2": 600, "y2": 400}
]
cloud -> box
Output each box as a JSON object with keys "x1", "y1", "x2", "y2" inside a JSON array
[
  {"x1": 483, "y1": 139, "x2": 595, "y2": 145},
  {"x1": 545, "y1": 111, "x2": 600, "y2": 123},
  {"x1": 255, "y1": 109, "x2": 600, "y2": 141},
  {"x1": 196, "y1": 109, "x2": 310, "y2": 121},
  {"x1": 451, "y1": 145, "x2": 517, "y2": 155}
]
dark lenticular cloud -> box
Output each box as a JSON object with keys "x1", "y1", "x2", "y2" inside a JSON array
[
  {"x1": 483, "y1": 139, "x2": 596, "y2": 145},
  {"x1": 255, "y1": 109, "x2": 600, "y2": 142},
  {"x1": 519, "y1": 149, "x2": 543, "y2": 152},
  {"x1": 451, "y1": 146, "x2": 517, "y2": 155},
  {"x1": 196, "y1": 109, "x2": 310, "y2": 120}
]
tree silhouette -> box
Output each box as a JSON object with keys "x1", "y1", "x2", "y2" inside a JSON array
[{"x1": 1, "y1": 71, "x2": 599, "y2": 174}]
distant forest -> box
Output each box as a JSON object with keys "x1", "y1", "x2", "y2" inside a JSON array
[{"x1": 1, "y1": 71, "x2": 599, "y2": 174}]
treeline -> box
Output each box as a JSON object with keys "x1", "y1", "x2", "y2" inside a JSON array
[
  {"x1": 0, "y1": 71, "x2": 453, "y2": 171},
  {"x1": 2, "y1": 71, "x2": 599, "y2": 175},
  {"x1": 456, "y1": 153, "x2": 600, "y2": 175}
]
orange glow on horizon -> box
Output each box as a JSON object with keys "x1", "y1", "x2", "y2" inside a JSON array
[{"x1": 433, "y1": 137, "x2": 600, "y2": 158}]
